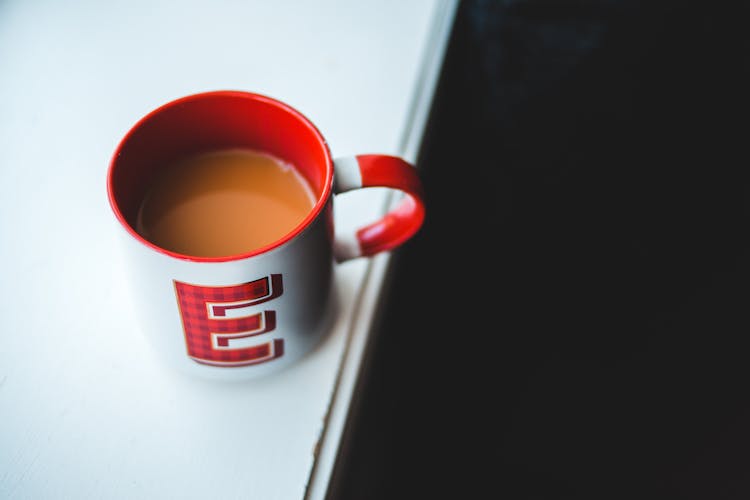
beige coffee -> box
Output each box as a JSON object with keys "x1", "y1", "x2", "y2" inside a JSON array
[{"x1": 136, "y1": 148, "x2": 316, "y2": 257}]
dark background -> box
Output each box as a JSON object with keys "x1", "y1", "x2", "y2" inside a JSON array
[{"x1": 329, "y1": 0, "x2": 749, "y2": 498}]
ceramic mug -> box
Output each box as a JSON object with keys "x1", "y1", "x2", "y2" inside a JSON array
[{"x1": 106, "y1": 90, "x2": 425, "y2": 381}]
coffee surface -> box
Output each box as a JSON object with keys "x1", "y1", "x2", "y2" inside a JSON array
[{"x1": 136, "y1": 148, "x2": 316, "y2": 257}]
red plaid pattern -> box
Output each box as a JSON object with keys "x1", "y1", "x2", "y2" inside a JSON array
[{"x1": 174, "y1": 274, "x2": 284, "y2": 366}]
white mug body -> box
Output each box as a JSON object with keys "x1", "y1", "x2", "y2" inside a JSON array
[{"x1": 117, "y1": 199, "x2": 335, "y2": 382}]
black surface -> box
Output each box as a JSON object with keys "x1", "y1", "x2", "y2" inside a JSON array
[{"x1": 329, "y1": 1, "x2": 749, "y2": 498}]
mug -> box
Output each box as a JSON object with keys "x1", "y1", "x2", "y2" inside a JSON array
[{"x1": 106, "y1": 90, "x2": 425, "y2": 381}]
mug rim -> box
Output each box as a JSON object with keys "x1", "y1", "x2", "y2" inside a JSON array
[{"x1": 106, "y1": 90, "x2": 334, "y2": 263}]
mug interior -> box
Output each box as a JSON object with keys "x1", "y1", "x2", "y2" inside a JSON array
[{"x1": 107, "y1": 91, "x2": 333, "y2": 261}]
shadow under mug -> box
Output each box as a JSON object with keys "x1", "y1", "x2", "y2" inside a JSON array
[{"x1": 106, "y1": 90, "x2": 425, "y2": 381}]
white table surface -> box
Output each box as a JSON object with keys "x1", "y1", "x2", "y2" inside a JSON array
[{"x1": 0, "y1": 1, "x2": 457, "y2": 498}]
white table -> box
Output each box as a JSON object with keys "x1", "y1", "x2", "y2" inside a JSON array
[{"x1": 0, "y1": 1, "x2": 457, "y2": 498}]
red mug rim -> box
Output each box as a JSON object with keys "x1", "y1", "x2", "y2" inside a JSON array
[{"x1": 106, "y1": 90, "x2": 334, "y2": 263}]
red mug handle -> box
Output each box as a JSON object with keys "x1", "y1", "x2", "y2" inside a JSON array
[{"x1": 332, "y1": 155, "x2": 425, "y2": 262}]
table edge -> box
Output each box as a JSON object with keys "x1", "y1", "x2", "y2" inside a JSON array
[{"x1": 303, "y1": 1, "x2": 460, "y2": 497}]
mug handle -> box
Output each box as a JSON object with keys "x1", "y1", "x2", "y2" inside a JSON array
[{"x1": 332, "y1": 155, "x2": 425, "y2": 262}]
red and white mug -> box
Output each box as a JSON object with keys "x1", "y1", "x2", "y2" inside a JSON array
[{"x1": 107, "y1": 90, "x2": 425, "y2": 381}]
